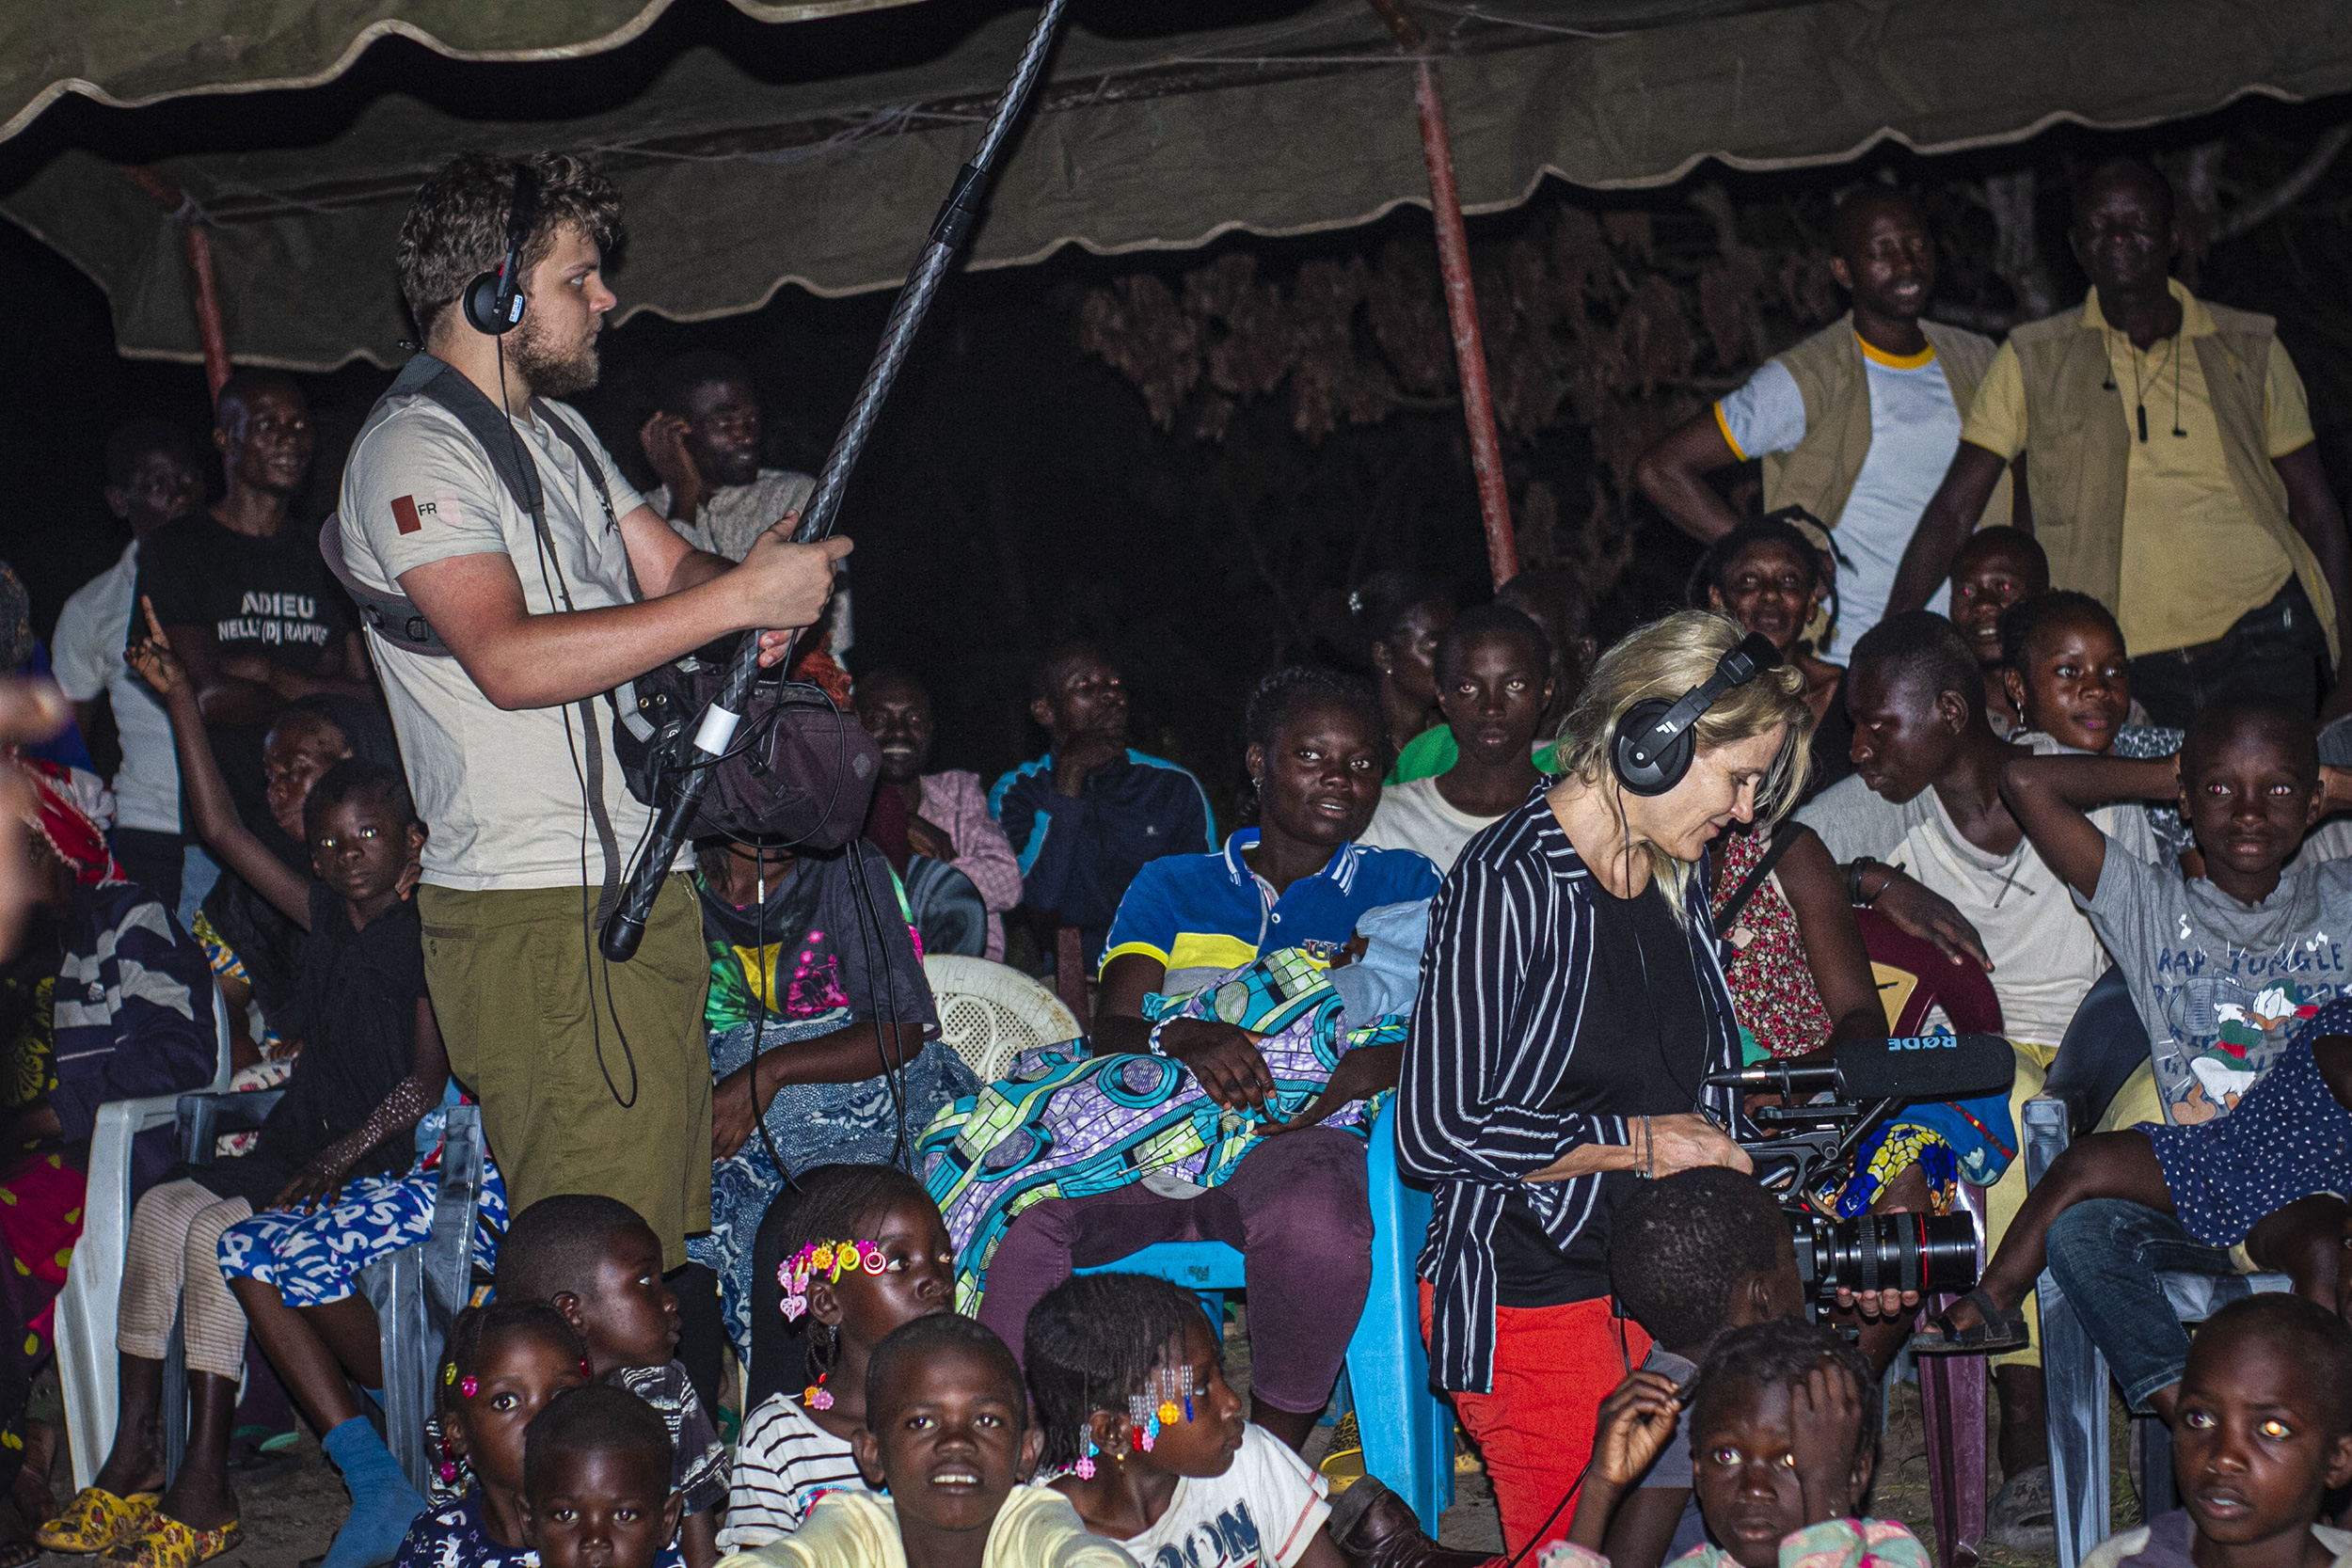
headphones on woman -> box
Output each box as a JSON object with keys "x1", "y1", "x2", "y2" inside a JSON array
[
  {"x1": 1609, "y1": 630, "x2": 1782, "y2": 796},
  {"x1": 461, "y1": 162, "x2": 538, "y2": 337}
]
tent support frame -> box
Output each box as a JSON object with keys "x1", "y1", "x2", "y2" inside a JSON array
[
  {"x1": 1367, "y1": 0, "x2": 1519, "y2": 590},
  {"x1": 119, "y1": 166, "x2": 230, "y2": 400}
]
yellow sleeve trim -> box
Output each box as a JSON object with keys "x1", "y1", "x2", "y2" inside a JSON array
[
  {"x1": 1712, "y1": 401, "x2": 1747, "y2": 462},
  {"x1": 1856, "y1": 333, "x2": 1936, "y2": 371},
  {"x1": 1098, "y1": 941, "x2": 1170, "y2": 978},
  {"x1": 1164, "y1": 932, "x2": 1263, "y2": 976}
]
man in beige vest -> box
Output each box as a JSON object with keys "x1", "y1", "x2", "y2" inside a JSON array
[
  {"x1": 1636, "y1": 190, "x2": 2010, "y2": 655},
  {"x1": 1889, "y1": 157, "x2": 2351, "y2": 725}
]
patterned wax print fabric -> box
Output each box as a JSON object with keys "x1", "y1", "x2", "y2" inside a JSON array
[
  {"x1": 919, "y1": 945, "x2": 1406, "y2": 1314},
  {"x1": 1709, "y1": 826, "x2": 1831, "y2": 1060},
  {"x1": 685, "y1": 1010, "x2": 978, "y2": 1361},
  {"x1": 216, "y1": 1107, "x2": 508, "y2": 1307}
]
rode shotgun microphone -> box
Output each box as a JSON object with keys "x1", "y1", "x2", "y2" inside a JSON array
[
  {"x1": 599, "y1": 0, "x2": 1071, "y2": 961},
  {"x1": 1707, "y1": 1033, "x2": 2015, "y2": 1102}
]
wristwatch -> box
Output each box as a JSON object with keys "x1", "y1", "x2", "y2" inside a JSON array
[{"x1": 1848, "y1": 855, "x2": 1887, "y2": 908}]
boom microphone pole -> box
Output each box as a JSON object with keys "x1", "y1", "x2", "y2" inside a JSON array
[{"x1": 602, "y1": 0, "x2": 1071, "y2": 961}]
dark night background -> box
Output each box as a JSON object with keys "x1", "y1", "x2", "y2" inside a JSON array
[{"x1": 8, "y1": 69, "x2": 2352, "y2": 832}]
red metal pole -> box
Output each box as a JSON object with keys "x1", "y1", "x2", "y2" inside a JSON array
[
  {"x1": 119, "y1": 166, "x2": 231, "y2": 401},
  {"x1": 1367, "y1": 0, "x2": 1518, "y2": 589}
]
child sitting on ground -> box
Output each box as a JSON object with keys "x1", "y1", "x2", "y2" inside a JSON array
[
  {"x1": 2081, "y1": 1294, "x2": 2352, "y2": 1568},
  {"x1": 1024, "y1": 1272, "x2": 1489, "y2": 1568},
  {"x1": 723, "y1": 1166, "x2": 954, "y2": 1546},
  {"x1": 1946, "y1": 528, "x2": 2049, "y2": 736},
  {"x1": 1025, "y1": 1273, "x2": 1341, "y2": 1568},
  {"x1": 496, "y1": 1196, "x2": 726, "y2": 1568},
  {"x1": 1917, "y1": 694, "x2": 2352, "y2": 1373},
  {"x1": 725, "y1": 1314, "x2": 1132, "y2": 1568},
  {"x1": 519, "y1": 1386, "x2": 683, "y2": 1568},
  {"x1": 397, "y1": 1302, "x2": 689, "y2": 1568},
  {"x1": 1596, "y1": 1171, "x2": 1807, "y2": 1568},
  {"x1": 1547, "y1": 1318, "x2": 1929, "y2": 1568}
]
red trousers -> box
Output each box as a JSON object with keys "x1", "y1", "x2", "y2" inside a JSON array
[{"x1": 1421, "y1": 1281, "x2": 1651, "y2": 1556}]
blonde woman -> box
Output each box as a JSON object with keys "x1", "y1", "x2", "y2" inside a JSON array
[{"x1": 1399, "y1": 611, "x2": 1810, "y2": 1556}]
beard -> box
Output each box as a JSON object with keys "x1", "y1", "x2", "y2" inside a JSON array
[{"x1": 511, "y1": 313, "x2": 600, "y2": 398}]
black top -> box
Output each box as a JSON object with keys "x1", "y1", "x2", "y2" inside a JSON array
[
  {"x1": 134, "y1": 513, "x2": 357, "y2": 838},
  {"x1": 693, "y1": 840, "x2": 938, "y2": 1033},
  {"x1": 1802, "y1": 668, "x2": 1855, "y2": 804},
  {"x1": 1490, "y1": 877, "x2": 1709, "y2": 1307},
  {"x1": 188, "y1": 884, "x2": 423, "y2": 1203}
]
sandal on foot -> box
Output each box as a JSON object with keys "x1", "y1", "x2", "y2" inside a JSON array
[
  {"x1": 103, "y1": 1517, "x2": 242, "y2": 1568},
  {"x1": 37, "y1": 1488, "x2": 158, "y2": 1554},
  {"x1": 1908, "y1": 1288, "x2": 2030, "y2": 1355}
]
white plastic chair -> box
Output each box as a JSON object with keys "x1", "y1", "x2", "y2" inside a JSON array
[
  {"x1": 57, "y1": 988, "x2": 236, "y2": 1489},
  {"x1": 922, "y1": 956, "x2": 1081, "y2": 1084}
]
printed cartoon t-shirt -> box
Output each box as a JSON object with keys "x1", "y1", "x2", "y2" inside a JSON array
[{"x1": 2083, "y1": 841, "x2": 2352, "y2": 1123}]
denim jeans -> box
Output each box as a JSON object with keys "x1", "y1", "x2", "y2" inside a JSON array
[
  {"x1": 2043, "y1": 1198, "x2": 2235, "y2": 1413},
  {"x1": 2126, "y1": 577, "x2": 2328, "y2": 728}
]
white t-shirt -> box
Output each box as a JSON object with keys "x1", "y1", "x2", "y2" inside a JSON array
[
  {"x1": 1798, "y1": 736, "x2": 2159, "y2": 1052},
  {"x1": 1358, "y1": 775, "x2": 1502, "y2": 874},
  {"x1": 722, "y1": 1393, "x2": 866, "y2": 1548},
  {"x1": 1099, "y1": 1424, "x2": 1329, "y2": 1568},
  {"x1": 340, "y1": 391, "x2": 657, "y2": 892},
  {"x1": 1717, "y1": 341, "x2": 1962, "y2": 652},
  {"x1": 51, "y1": 543, "x2": 179, "y2": 833}
]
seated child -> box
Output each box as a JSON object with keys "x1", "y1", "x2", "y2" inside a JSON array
[
  {"x1": 45, "y1": 612, "x2": 459, "y2": 1568},
  {"x1": 1919, "y1": 694, "x2": 2352, "y2": 1363},
  {"x1": 396, "y1": 1301, "x2": 689, "y2": 1568},
  {"x1": 497, "y1": 1196, "x2": 727, "y2": 1568},
  {"x1": 1025, "y1": 1273, "x2": 1341, "y2": 1568},
  {"x1": 1359, "y1": 605, "x2": 1555, "y2": 873},
  {"x1": 1997, "y1": 592, "x2": 2185, "y2": 861},
  {"x1": 723, "y1": 1165, "x2": 953, "y2": 1546},
  {"x1": 1946, "y1": 528, "x2": 2049, "y2": 737},
  {"x1": 1597, "y1": 1171, "x2": 1806, "y2": 1568},
  {"x1": 519, "y1": 1386, "x2": 684, "y2": 1568},
  {"x1": 724, "y1": 1314, "x2": 1131, "y2": 1568},
  {"x1": 1547, "y1": 1318, "x2": 1929, "y2": 1568},
  {"x1": 2080, "y1": 1294, "x2": 2352, "y2": 1568}
]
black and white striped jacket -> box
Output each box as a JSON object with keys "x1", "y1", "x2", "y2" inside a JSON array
[{"x1": 1398, "y1": 788, "x2": 1746, "y2": 1393}]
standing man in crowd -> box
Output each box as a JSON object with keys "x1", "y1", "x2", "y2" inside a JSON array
[
  {"x1": 135, "y1": 372, "x2": 372, "y2": 848},
  {"x1": 639, "y1": 350, "x2": 816, "y2": 564},
  {"x1": 991, "y1": 642, "x2": 1214, "y2": 973},
  {"x1": 50, "y1": 420, "x2": 206, "y2": 910},
  {"x1": 1635, "y1": 190, "x2": 2012, "y2": 654},
  {"x1": 337, "y1": 153, "x2": 849, "y2": 1270},
  {"x1": 1889, "y1": 157, "x2": 2352, "y2": 725}
]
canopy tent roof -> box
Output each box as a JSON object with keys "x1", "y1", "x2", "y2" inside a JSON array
[{"x1": 6, "y1": 0, "x2": 2351, "y2": 372}]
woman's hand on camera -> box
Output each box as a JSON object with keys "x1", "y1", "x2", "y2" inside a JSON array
[
  {"x1": 1647, "y1": 1113, "x2": 1754, "y2": 1177},
  {"x1": 1789, "y1": 1358, "x2": 1867, "y2": 1526},
  {"x1": 1871, "y1": 872, "x2": 1992, "y2": 971},
  {"x1": 1157, "y1": 1018, "x2": 1276, "y2": 1114}
]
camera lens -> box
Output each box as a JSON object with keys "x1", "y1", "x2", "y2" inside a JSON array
[{"x1": 1789, "y1": 1212, "x2": 1978, "y2": 1304}]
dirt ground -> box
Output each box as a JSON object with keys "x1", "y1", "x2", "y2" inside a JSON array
[{"x1": 30, "y1": 1314, "x2": 2140, "y2": 1568}]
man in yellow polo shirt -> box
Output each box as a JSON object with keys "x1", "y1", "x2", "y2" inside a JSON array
[{"x1": 1889, "y1": 156, "x2": 2352, "y2": 725}]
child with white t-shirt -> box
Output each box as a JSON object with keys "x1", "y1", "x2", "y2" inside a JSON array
[{"x1": 1024, "y1": 1274, "x2": 1342, "y2": 1568}]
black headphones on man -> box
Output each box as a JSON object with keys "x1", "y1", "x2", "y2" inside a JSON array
[
  {"x1": 461, "y1": 161, "x2": 538, "y2": 337},
  {"x1": 1609, "y1": 630, "x2": 1782, "y2": 796}
]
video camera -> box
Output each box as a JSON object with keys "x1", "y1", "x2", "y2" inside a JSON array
[{"x1": 1705, "y1": 1034, "x2": 2015, "y2": 1311}]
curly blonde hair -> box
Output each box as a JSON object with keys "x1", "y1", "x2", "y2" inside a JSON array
[{"x1": 1551, "y1": 610, "x2": 1815, "y2": 917}]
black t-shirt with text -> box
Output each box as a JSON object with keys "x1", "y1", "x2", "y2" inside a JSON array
[{"x1": 134, "y1": 513, "x2": 357, "y2": 834}]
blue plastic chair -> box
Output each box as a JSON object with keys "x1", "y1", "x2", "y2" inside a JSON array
[{"x1": 1075, "y1": 1098, "x2": 1455, "y2": 1529}]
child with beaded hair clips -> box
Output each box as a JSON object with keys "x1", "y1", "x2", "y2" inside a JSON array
[
  {"x1": 1025, "y1": 1274, "x2": 1356, "y2": 1568},
  {"x1": 723, "y1": 1165, "x2": 955, "y2": 1548},
  {"x1": 1546, "y1": 1318, "x2": 1928, "y2": 1568},
  {"x1": 395, "y1": 1302, "x2": 690, "y2": 1568}
]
